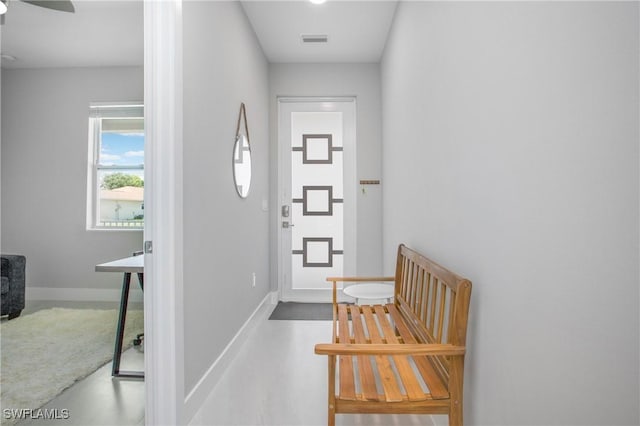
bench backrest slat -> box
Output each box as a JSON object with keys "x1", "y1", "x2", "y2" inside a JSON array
[{"x1": 393, "y1": 244, "x2": 472, "y2": 385}]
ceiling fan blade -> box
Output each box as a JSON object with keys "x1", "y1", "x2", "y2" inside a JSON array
[{"x1": 20, "y1": 0, "x2": 75, "y2": 13}]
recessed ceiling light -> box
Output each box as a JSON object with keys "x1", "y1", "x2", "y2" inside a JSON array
[
  {"x1": 0, "y1": 1, "x2": 7, "y2": 15},
  {"x1": 309, "y1": 0, "x2": 326, "y2": 4}
]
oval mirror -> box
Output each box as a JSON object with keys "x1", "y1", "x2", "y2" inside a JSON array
[{"x1": 233, "y1": 133, "x2": 252, "y2": 198}]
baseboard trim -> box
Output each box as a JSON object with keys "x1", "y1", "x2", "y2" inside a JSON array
[
  {"x1": 26, "y1": 287, "x2": 144, "y2": 303},
  {"x1": 184, "y1": 291, "x2": 277, "y2": 424}
]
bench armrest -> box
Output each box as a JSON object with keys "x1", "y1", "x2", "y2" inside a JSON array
[
  {"x1": 314, "y1": 343, "x2": 466, "y2": 356},
  {"x1": 325, "y1": 276, "x2": 395, "y2": 305}
]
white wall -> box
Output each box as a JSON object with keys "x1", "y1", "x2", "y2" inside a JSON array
[
  {"x1": 269, "y1": 63, "x2": 383, "y2": 291},
  {"x1": 1, "y1": 67, "x2": 144, "y2": 293},
  {"x1": 381, "y1": 2, "x2": 639, "y2": 425},
  {"x1": 182, "y1": 0, "x2": 270, "y2": 400}
]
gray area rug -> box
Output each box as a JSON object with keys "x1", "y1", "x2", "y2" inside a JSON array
[{"x1": 269, "y1": 302, "x2": 333, "y2": 321}]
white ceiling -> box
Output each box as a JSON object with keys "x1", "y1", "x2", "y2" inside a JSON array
[
  {"x1": 0, "y1": 0, "x2": 397, "y2": 69},
  {"x1": 1, "y1": 0, "x2": 143, "y2": 69},
  {"x1": 241, "y1": 1, "x2": 398, "y2": 63}
]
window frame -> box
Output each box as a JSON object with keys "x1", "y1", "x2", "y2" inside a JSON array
[{"x1": 87, "y1": 102, "x2": 145, "y2": 231}]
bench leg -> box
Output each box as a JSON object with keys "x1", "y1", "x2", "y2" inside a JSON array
[
  {"x1": 328, "y1": 355, "x2": 336, "y2": 426},
  {"x1": 449, "y1": 404, "x2": 463, "y2": 426},
  {"x1": 448, "y1": 356, "x2": 464, "y2": 426}
]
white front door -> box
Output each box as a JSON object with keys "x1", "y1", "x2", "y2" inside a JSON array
[{"x1": 278, "y1": 98, "x2": 357, "y2": 302}]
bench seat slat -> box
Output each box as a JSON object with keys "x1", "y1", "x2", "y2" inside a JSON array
[
  {"x1": 387, "y1": 304, "x2": 449, "y2": 400},
  {"x1": 349, "y1": 306, "x2": 379, "y2": 401},
  {"x1": 373, "y1": 305, "x2": 428, "y2": 402},
  {"x1": 337, "y1": 304, "x2": 356, "y2": 401},
  {"x1": 360, "y1": 306, "x2": 404, "y2": 402}
]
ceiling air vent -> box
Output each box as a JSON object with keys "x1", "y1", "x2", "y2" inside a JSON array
[{"x1": 301, "y1": 34, "x2": 328, "y2": 43}]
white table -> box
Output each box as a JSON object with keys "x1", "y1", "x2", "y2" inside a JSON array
[
  {"x1": 343, "y1": 283, "x2": 394, "y2": 304},
  {"x1": 96, "y1": 255, "x2": 144, "y2": 379},
  {"x1": 95, "y1": 255, "x2": 143, "y2": 274}
]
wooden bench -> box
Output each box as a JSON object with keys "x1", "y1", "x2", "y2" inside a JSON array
[{"x1": 314, "y1": 244, "x2": 472, "y2": 426}]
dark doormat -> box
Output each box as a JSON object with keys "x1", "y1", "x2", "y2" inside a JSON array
[{"x1": 269, "y1": 302, "x2": 333, "y2": 321}]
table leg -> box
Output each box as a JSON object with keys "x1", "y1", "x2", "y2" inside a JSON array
[
  {"x1": 133, "y1": 273, "x2": 145, "y2": 347},
  {"x1": 112, "y1": 272, "x2": 144, "y2": 379},
  {"x1": 137, "y1": 273, "x2": 144, "y2": 291}
]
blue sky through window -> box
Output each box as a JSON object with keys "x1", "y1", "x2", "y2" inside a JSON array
[{"x1": 100, "y1": 132, "x2": 145, "y2": 166}]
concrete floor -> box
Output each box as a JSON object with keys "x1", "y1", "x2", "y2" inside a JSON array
[
  {"x1": 191, "y1": 318, "x2": 443, "y2": 426},
  {"x1": 6, "y1": 301, "x2": 445, "y2": 426}
]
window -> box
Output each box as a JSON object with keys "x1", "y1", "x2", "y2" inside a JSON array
[{"x1": 87, "y1": 103, "x2": 145, "y2": 230}]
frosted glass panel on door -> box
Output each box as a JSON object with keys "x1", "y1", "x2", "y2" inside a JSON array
[{"x1": 291, "y1": 112, "x2": 343, "y2": 289}]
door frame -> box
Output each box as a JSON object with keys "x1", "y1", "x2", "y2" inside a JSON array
[
  {"x1": 276, "y1": 97, "x2": 357, "y2": 302},
  {"x1": 144, "y1": 0, "x2": 184, "y2": 424}
]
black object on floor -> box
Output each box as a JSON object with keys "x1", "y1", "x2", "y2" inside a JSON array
[{"x1": 269, "y1": 302, "x2": 333, "y2": 321}]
